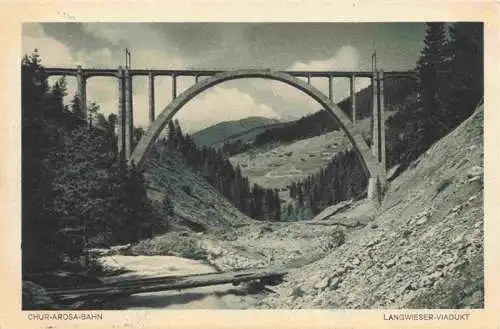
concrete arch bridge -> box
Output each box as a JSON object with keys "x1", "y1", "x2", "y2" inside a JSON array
[{"x1": 44, "y1": 66, "x2": 416, "y2": 202}]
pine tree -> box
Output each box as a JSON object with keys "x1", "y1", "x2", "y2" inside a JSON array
[
  {"x1": 70, "y1": 94, "x2": 83, "y2": 118},
  {"x1": 443, "y1": 23, "x2": 483, "y2": 128},
  {"x1": 87, "y1": 101, "x2": 100, "y2": 128},
  {"x1": 48, "y1": 77, "x2": 67, "y2": 121},
  {"x1": 290, "y1": 181, "x2": 297, "y2": 199},
  {"x1": 297, "y1": 183, "x2": 304, "y2": 207},
  {"x1": 167, "y1": 120, "x2": 176, "y2": 148},
  {"x1": 286, "y1": 203, "x2": 294, "y2": 221},
  {"x1": 274, "y1": 189, "x2": 281, "y2": 220},
  {"x1": 415, "y1": 22, "x2": 448, "y2": 141}
]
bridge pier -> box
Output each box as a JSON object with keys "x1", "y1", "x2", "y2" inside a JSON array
[
  {"x1": 149, "y1": 72, "x2": 155, "y2": 123},
  {"x1": 125, "y1": 68, "x2": 134, "y2": 160},
  {"x1": 172, "y1": 75, "x2": 177, "y2": 100},
  {"x1": 367, "y1": 175, "x2": 387, "y2": 204},
  {"x1": 76, "y1": 65, "x2": 87, "y2": 120},
  {"x1": 379, "y1": 70, "x2": 386, "y2": 172},
  {"x1": 368, "y1": 70, "x2": 387, "y2": 204},
  {"x1": 371, "y1": 71, "x2": 380, "y2": 162},
  {"x1": 350, "y1": 74, "x2": 356, "y2": 123},
  {"x1": 328, "y1": 76, "x2": 334, "y2": 101},
  {"x1": 117, "y1": 67, "x2": 126, "y2": 159}
]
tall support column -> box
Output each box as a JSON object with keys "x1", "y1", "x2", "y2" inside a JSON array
[
  {"x1": 172, "y1": 75, "x2": 177, "y2": 100},
  {"x1": 195, "y1": 75, "x2": 199, "y2": 83},
  {"x1": 125, "y1": 68, "x2": 134, "y2": 160},
  {"x1": 328, "y1": 76, "x2": 334, "y2": 101},
  {"x1": 350, "y1": 74, "x2": 356, "y2": 123},
  {"x1": 368, "y1": 70, "x2": 387, "y2": 205},
  {"x1": 371, "y1": 71, "x2": 380, "y2": 162},
  {"x1": 148, "y1": 71, "x2": 155, "y2": 123},
  {"x1": 379, "y1": 70, "x2": 386, "y2": 172},
  {"x1": 117, "y1": 67, "x2": 126, "y2": 159},
  {"x1": 76, "y1": 65, "x2": 87, "y2": 120},
  {"x1": 307, "y1": 74, "x2": 311, "y2": 85}
]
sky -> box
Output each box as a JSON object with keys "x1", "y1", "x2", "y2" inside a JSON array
[{"x1": 22, "y1": 23, "x2": 426, "y2": 133}]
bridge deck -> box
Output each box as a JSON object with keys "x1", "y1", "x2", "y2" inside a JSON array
[{"x1": 44, "y1": 67, "x2": 415, "y2": 79}]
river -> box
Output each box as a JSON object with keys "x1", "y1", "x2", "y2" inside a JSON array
[{"x1": 99, "y1": 255, "x2": 264, "y2": 309}]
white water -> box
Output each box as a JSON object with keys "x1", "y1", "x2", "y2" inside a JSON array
[{"x1": 100, "y1": 255, "x2": 262, "y2": 309}]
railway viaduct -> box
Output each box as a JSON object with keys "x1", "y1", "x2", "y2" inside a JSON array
[{"x1": 44, "y1": 65, "x2": 415, "y2": 202}]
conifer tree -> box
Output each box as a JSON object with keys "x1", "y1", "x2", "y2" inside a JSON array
[
  {"x1": 70, "y1": 94, "x2": 83, "y2": 119},
  {"x1": 49, "y1": 77, "x2": 67, "y2": 121},
  {"x1": 415, "y1": 22, "x2": 448, "y2": 141},
  {"x1": 167, "y1": 120, "x2": 176, "y2": 148},
  {"x1": 443, "y1": 22, "x2": 483, "y2": 128}
]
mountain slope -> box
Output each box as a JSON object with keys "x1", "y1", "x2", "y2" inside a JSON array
[
  {"x1": 212, "y1": 104, "x2": 483, "y2": 309},
  {"x1": 192, "y1": 117, "x2": 280, "y2": 147},
  {"x1": 229, "y1": 129, "x2": 351, "y2": 189},
  {"x1": 143, "y1": 150, "x2": 250, "y2": 234},
  {"x1": 273, "y1": 104, "x2": 483, "y2": 308}
]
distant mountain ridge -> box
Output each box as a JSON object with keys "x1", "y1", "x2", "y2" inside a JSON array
[{"x1": 192, "y1": 116, "x2": 281, "y2": 147}]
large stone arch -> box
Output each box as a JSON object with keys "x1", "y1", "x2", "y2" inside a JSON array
[{"x1": 130, "y1": 70, "x2": 386, "y2": 196}]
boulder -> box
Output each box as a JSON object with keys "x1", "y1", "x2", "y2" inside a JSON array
[
  {"x1": 467, "y1": 165, "x2": 483, "y2": 182},
  {"x1": 313, "y1": 277, "x2": 330, "y2": 290},
  {"x1": 385, "y1": 256, "x2": 398, "y2": 268},
  {"x1": 415, "y1": 216, "x2": 428, "y2": 226},
  {"x1": 329, "y1": 277, "x2": 341, "y2": 290},
  {"x1": 400, "y1": 256, "x2": 412, "y2": 264},
  {"x1": 22, "y1": 281, "x2": 53, "y2": 309},
  {"x1": 351, "y1": 257, "x2": 361, "y2": 266}
]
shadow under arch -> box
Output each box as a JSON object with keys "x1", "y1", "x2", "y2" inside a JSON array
[{"x1": 129, "y1": 70, "x2": 385, "y2": 188}]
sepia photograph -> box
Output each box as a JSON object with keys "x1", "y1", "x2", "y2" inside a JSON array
[{"x1": 19, "y1": 21, "x2": 485, "y2": 312}]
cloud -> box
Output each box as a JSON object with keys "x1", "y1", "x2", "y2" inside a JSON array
[
  {"x1": 81, "y1": 24, "x2": 127, "y2": 46},
  {"x1": 22, "y1": 30, "x2": 74, "y2": 67},
  {"x1": 172, "y1": 86, "x2": 280, "y2": 133},
  {"x1": 133, "y1": 49, "x2": 185, "y2": 69},
  {"x1": 289, "y1": 45, "x2": 361, "y2": 71},
  {"x1": 263, "y1": 45, "x2": 371, "y2": 116},
  {"x1": 81, "y1": 24, "x2": 185, "y2": 68}
]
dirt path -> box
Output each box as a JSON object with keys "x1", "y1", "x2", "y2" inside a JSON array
[{"x1": 100, "y1": 255, "x2": 263, "y2": 309}]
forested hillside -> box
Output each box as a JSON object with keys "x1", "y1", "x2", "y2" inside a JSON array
[
  {"x1": 283, "y1": 150, "x2": 367, "y2": 220},
  {"x1": 22, "y1": 51, "x2": 156, "y2": 273},
  {"x1": 386, "y1": 22, "x2": 483, "y2": 171},
  {"x1": 151, "y1": 120, "x2": 282, "y2": 221}
]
